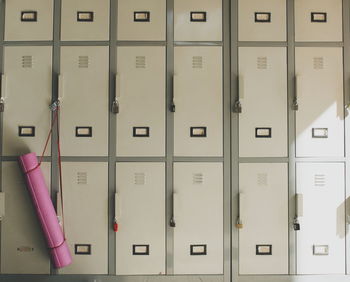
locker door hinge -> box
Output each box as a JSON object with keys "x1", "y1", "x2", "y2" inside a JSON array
[{"x1": 233, "y1": 100, "x2": 242, "y2": 113}]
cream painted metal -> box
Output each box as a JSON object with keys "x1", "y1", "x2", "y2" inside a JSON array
[
  {"x1": 174, "y1": 46, "x2": 223, "y2": 157},
  {"x1": 60, "y1": 46, "x2": 109, "y2": 156},
  {"x1": 2, "y1": 46, "x2": 52, "y2": 156},
  {"x1": 294, "y1": 0, "x2": 342, "y2": 42},
  {"x1": 295, "y1": 47, "x2": 344, "y2": 157},
  {"x1": 238, "y1": 0, "x2": 286, "y2": 42},
  {"x1": 117, "y1": 0, "x2": 166, "y2": 41},
  {"x1": 296, "y1": 163, "x2": 345, "y2": 274},
  {"x1": 239, "y1": 163, "x2": 288, "y2": 275},
  {"x1": 173, "y1": 162, "x2": 223, "y2": 274},
  {"x1": 59, "y1": 162, "x2": 108, "y2": 275},
  {"x1": 0, "y1": 162, "x2": 50, "y2": 274},
  {"x1": 61, "y1": 0, "x2": 110, "y2": 41},
  {"x1": 4, "y1": 0, "x2": 53, "y2": 41},
  {"x1": 174, "y1": 0, "x2": 222, "y2": 42},
  {"x1": 238, "y1": 47, "x2": 287, "y2": 157},
  {"x1": 116, "y1": 46, "x2": 166, "y2": 157},
  {"x1": 115, "y1": 162, "x2": 165, "y2": 275}
]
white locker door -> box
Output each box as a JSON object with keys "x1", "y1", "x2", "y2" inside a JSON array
[
  {"x1": 1, "y1": 162, "x2": 50, "y2": 274},
  {"x1": 3, "y1": 46, "x2": 52, "y2": 156},
  {"x1": 295, "y1": 48, "x2": 344, "y2": 157},
  {"x1": 296, "y1": 163, "x2": 345, "y2": 274},
  {"x1": 238, "y1": 0, "x2": 286, "y2": 42},
  {"x1": 59, "y1": 162, "x2": 108, "y2": 274},
  {"x1": 60, "y1": 46, "x2": 109, "y2": 156},
  {"x1": 173, "y1": 163, "x2": 223, "y2": 274},
  {"x1": 115, "y1": 163, "x2": 165, "y2": 275},
  {"x1": 174, "y1": 47, "x2": 223, "y2": 157},
  {"x1": 239, "y1": 163, "x2": 288, "y2": 275},
  {"x1": 4, "y1": 0, "x2": 53, "y2": 41},
  {"x1": 117, "y1": 0, "x2": 166, "y2": 41},
  {"x1": 116, "y1": 47, "x2": 166, "y2": 157},
  {"x1": 174, "y1": 0, "x2": 222, "y2": 42},
  {"x1": 295, "y1": 0, "x2": 342, "y2": 42},
  {"x1": 61, "y1": 0, "x2": 110, "y2": 41},
  {"x1": 239, "y1": 47, "x2": 287, "y2": 157}
]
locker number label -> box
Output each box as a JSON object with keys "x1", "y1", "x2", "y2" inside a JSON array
[
  {"x1": 134, "y1": 12, "x2": 150, "y2": 22},
  {"x1": 133, "y1": 245, "x2": 149, "y2": 255},
  {"x1": 255, "y1": 128, "x2": 272, "y2": 138},
  {"x1": 21, "y1": 11, "x2": 38, "y2": 22},
  {"x1": 311, "y1": 12, "x2": 327, "y2": 23},
  {"x1": 76, "y1": 127, "x2": 92, "y2": 137},
  {"x1": 133, "y1": 127, "x2": 150, "y2": 137},
  {"x1": 255, "y1": 12, "x2": 271, "y2": 23},
  {"x1": 77, "y1": 12, "x2": 94, "y2": 22},
  {"x1": 190, "y1": 244, "x2": 207, "y2": 255},
  {"x1": 190, "y1": 12, "x2": 207, "y2": 22},
  {"x1": 256, "y1": 245, "x2": 272, "y2": 255},
  {"x1": 75, "y1": 244, "x2": 91, "y2": 255},
  {"x1": 18, "y1": 126, "x2": 35, "y2": 137},
  {"x1": 313, "y1": 245, "x2": 329, "y2": 256},
  {"x1": 312, "y1": 128, "x2": 328, "y2": 138},
  {"x1": 190, "y1": 127, "x2": 207, "y2": 137}
]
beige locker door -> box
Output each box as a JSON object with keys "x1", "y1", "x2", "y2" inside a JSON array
[
  {"x1": 2, "y1": 46, "x2": 52, "y2": 157},
  {"x1": 173, "y1": 163, "x2": 223, "y2": 274},
  {"x1": 295, "y1": 0, "x2": 342, "y2": 42},
  {"x1": 4, "y1": 0, "x2": 53, "y2": 41},
  {"x1": 116, "y1": 46, "x2": 166, "y2": 157},
  {"x1": 174, "y1": 0, "x2": 222, "y2": 42},
  {"x1": 296, "y1": 163, "x2": 345, "y2": 274},
  {"x1": 115, "y1": 163, "x2": 165, "y2": 275},
  {"x1": 295, "y1": 47, "x2": 344, "y2": 157},
  {"x1": 61, "y1": 0, "x2": 110, "y2": 41},
  {"x1": 238, "y1": 47, "x2": 288, "y2": 157},
  {"x1": 1, "y1": 162, "x2": 50, "y2": 274},
  {"x1": 117, "y1": 0, "x2": 166, "y2": 41},
  {"x1": 238, "y1": 0, "x2": 286, "y2": 42},
  {"x1": 239, "y1": 163, "x2": 289, "y2": 275},
  {"x1": 59, "y1": 162, "x2": 108, "y2": 275},
  {"x1": 174, "y1": 46, "x2": 223, "y2": 157},
  {"x1": 60, "y1": 46, "x2": 109, "y2": 156}
]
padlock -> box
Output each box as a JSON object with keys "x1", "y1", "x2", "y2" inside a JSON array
[
  {"x1": 235, "y1": 218, "x2": 243, "y2": 229},
  {"x1": 170, "y1": 102, "x2": 176, "y2": 113},
  {"x1": 293, "y1": 218, "x2": 300, "y2": 231}
]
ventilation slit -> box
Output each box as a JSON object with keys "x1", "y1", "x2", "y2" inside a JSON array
[
  {"x1": 77, "y1": 172, "x2": 88, "y2": 185},
  {"x1": 313, "y1": 57, "x2": 324, "y2": 70},
  {"x1": 314, "y1": 174, "x2": 326, "y2": 187},
  {"x1": 78, "y1": 56, "x2": 89, "y2": 68},
  {"x1": 193, "y1": 173, "x2": 204, "y2": 184},
  {"x1": 136, "y1": 56, "x2": 146, "y2": 68},
  {"x1": 192, "y1": 56, "x2": 203, "y2": 69},
  {"x1": 257, "y1": 57, "x2": 267, "y2": 70},
  {"x1": 22, "y1": 56, "x2": 33, "y2": 68},
  {"x1": 257, "y1": 173, "x2": 268, "y2": 186},
  {"x1": 134, "y1": 173, "x2": 145, "y2": 185}
]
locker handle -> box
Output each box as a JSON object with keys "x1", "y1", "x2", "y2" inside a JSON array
[
  {"x1": 0, "y1": 192, "x2": 5, "y2": 221},
  {"x1": 233, "y1": 75, "x2": 242, "y2": 113},
  {"x1": 0, "y1": 74, "x2": 7, "y2": 112},
  {"x1": 58, "y1": 75, "x2": 64, "y2": 101},
  {"x1": 113, "y1": 74, "x2": 120, "y2": 114},
  {"x1": 56, "y1": 192, "x2": 62, "y2": 225},
  {"x1": 114, "y1": 193, "x2": 121, "y2": 231},
  {"x1": 170, "y1": 193, "x2": 176, "y2": 227},
  {"x1": 295, "y1": 193, "x2": 303, "y2": 218},
  {"x1": 235, "y1": 192, "x2": 244, "y2": 229},
  {"x1": 170, "y1": 75, "x2": 176, "y2": 112},
  {"x1": 292, "y1": 76, "x2": 299, "y2": 111}
]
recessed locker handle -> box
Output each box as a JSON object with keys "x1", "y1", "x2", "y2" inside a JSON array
[
  {"x1": 113, "y1": 74, "x2": 120, "y2": 114},
  {"x1": 292, "y1": 75, "x2": 299, "y2": 111},
  {"x1": 233, "y1": 75, "x2": 242, "y2": 113},
  {"x1": 293, "y1": 193, "x2": 303, "y2": 231},
  {"x1": 56, "y1": 192, "x2": 62, "y2": 225},
  {"x1": 114, "y1": 193, "x2": 121, "y2": 232},
  {"x1": 235, "y1": 192, "x2": 244, "y2": 229},
  {"x1": 0, "y1": 74, "x2": 7, "y2": 112},
  {"x1": 58, "y1": 74, "x2": 64, "y2": 101},
  {"x1": 170, "y1": 192, "x2": 176, "y2": 227},
  {"x1": 170, "y1": 75, "x2": 176, "y2": 112},
  {"x1": 0, "y1": 192, "x2": 5, "y2": 221}
]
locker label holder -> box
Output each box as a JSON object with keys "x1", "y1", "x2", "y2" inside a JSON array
[
  {"x1": 312, "y1": 128, "x2": 328, "y2": 138},
  {"x1": 313, "y1": 245, "x2": 329, "y2": 255},
  {"x1": 190, "y1": 127, "x2": 207, "y2": 137},
  {"x1": 133, "y1": 245, "x2": 149, "y2": 255},
  {"x1": 190, "y1": 12, "x2": 207, "y2": 22},
  {"x1": 255, "y1": 12, "x2": 271, "y2": 23},
  {"x1": 18, "y1": 126, "x2": 35, "y2": 137},
  {"x1": 256, "y1": 245, "x2": 272, "y2": 255},
  {"x1": 255, "y1": 128, "x2": 272, "y2": 138},
  {"x1": 133, "y1": 127, "x2": 150, "y2": 137},
  {"x1": 190, "y1": 244, "x2": 207, "y2": 255},
  {"x1": 75, "y1": 244, "x2": 91, "y2": 255},
  {"x1": 21, "y1": 11, "x2": 38, "y2": 22},
  {"x1": 76, "y1": 127, "x2": 92, "y2": 137},
  {"x1": 77, "y1": 11, "x2": 94, "y2": 22},
  {"x1": 134, "y1": 11, "x2": 150, "y2": 22},
  {"x1": 311, "y1": 12, "x2": 327, "y2": 23}
]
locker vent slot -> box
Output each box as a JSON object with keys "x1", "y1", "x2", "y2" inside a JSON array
[
  {"x1": 78, "y1": 56, "x2": 89, "y2": 68},
  {"x1": 190, "y1": 12, "x2": 207, "y2": 22},
  {"x1": 75, "y1": 244, "x2": 91, "y2": 255},
  {"x1": 257, "y1": 173, "x2": 268, "y2": 186},
  {"x1": 314, "y1": 174, "x2": 326, "y2": 187},
  {"x1": 313, "y1": 57, "x2": 324, "y2": 70},
  {"x1": 21, "y1": 11, "x2": 37, "y2": 22},
  {"x1": 77, "y1": 11, "x2": 94, "y2": 22},
  {"x1": 22, "y1": 56, "x2": 33, "y2": 68},
  {"x1": 255, "y1": 12, "x2": 271, "y2": 23},
  {"x1": 77, "y1": 172, "x2": 88, "y2": 185},
  {"x1": 190, "y1": 244, "x2": 207, "y2": 255},
  {"x1": 133, "y1": 245, "x2": 149, "y2": 255},
  {"x1": 134, "y1": 11, "x2": 150, "y2": 22},
  {"x1": 134, "y1": 173, "x2": 145, "y2": 185},
  {"x1": 136, "y1": 56, "x2": 146, "y2": 68},
  {"x1": 256, "y1": 245, "x2": 272, "y2": 255},
  {"x1": 313, "y1": 245, "x2": 329, "y2": 255},
  {"x1": 311, "y1": 12, "x2": 327, "y2": 23},
  {"x1": 17, "y1": 246, "x2": 34, "y2": 252},
  {"x1": 192, "y1": 56, "x2": 203, "y2": 69},
  {"x1": 257, "y1": 57, "x2": 267, "y2": 70},
  {"x1": 193, "y1": 173, "x2": 204, "y2": 184},
  {"x1": 18, "y1": 126, "x2": 35, "y2": 137},
  {"x1": 133, "y1": 127, "x2": 150, "y2": 137}
]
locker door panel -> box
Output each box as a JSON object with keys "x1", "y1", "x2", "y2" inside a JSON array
[
  {"x1": 61, "y1": 0, "x2": 110, "y2": 41},
  {"x1": 59, "y1": 162, "x2": 108, "y2": 274},
  {"x1": 174, "y1": 0, "x2": 222, "y2": 42},
  {"x1": 115, "y1": 163, "x2": 165, "y2": 275},
  {"x1": 60, "y1": 46, "x2": 109, "y2": 156},
  {"x1": 116, "y1": 47, "x2": 166, "y2": 157},
  {"x1": 239, "y1": 163, "x2": 288, "y2": 275},
  {"x1": 295, "y1": 0, "x2": 342, "y2": 42},
  {"x1": 238, "y1": 0, "x2": 286, "y2": 42},
  {"x1": 1, "y1": 162, "x2": 50, "y2": 274},
  {"x1": 3, "y1": 46, "x2": 52, "y2": 156},
  {"x1": 296, "y1": 163, "x2": 345, "y2": 274},
  {"x1": 295, "y1": 47, "x2": 344, "y2": 157},
  {"x1": 174, "y1": 47, "x2": 223, "y2": 157},
  {"x1": 173, "y1": 163, "x2": 223, "y2": 274},
  {"x1": 239, "y1": 47, "x2": 287, "y2": 157},
  {"x1": 117, "y1": 0, "x2": 166, "y2": 41},
  {"x1": 4, "y1": 0, "x2": 53, "y2": 41}
]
